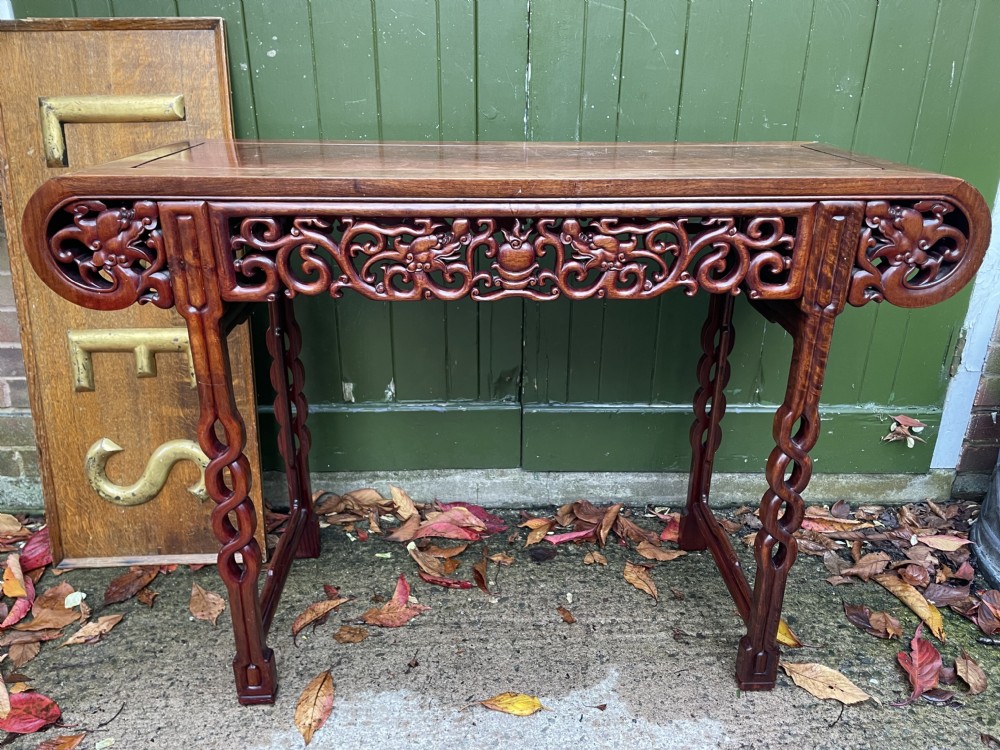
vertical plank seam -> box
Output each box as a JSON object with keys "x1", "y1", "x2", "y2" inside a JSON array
[
  {"x1": 369, "y1": 0, "x2": 384, "y2": 141},
  {"x1": 612, "y1": 0, "x2": 628, "y2": 142},
  {"x1": 435, "y1": 0, "x2": 444, "y2": 142},
  {"x1": 473, "y1": 0, "x2": 480, "y2": 140},
  {"x1": 790, "y1": 0, "x2": 818, "y2": 141},
  {"x1": 238, "y1": 0, "x2": 262, "y2": 139},
  {"x1": 523, "y1": 0, "x2": 532, "y2": 140},
  {"x1": 940, "y1": 0, "x2": 981, "y2": 174},
  {"x1": 849, "y1": 0, "x2": 883, "y2": 151},
  {"x1": 576, "y1": 0, "x2": 590, "y2": 140},
  {"x1": 672, "y1": 0, "x2": 693, "y2": 139},
  {"x1": 305, "y1": 0, "x2": 325, "y2": 140},
  {"x1": 732, "y1": 0, "x2": 755, "y2": 142},
  {"x1": 885, "y1": 312, "x2": 913, "y2": 407},
  {"x1": 905, "y1": 0, "x2": 943, "y2": 165}
]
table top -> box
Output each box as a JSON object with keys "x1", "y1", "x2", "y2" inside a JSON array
[{"x1": 45, "y1": 139, "x2": 970, "y2": 200}]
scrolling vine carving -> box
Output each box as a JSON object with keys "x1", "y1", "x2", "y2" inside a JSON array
[
  {"x1": 848, "y1": 200, "x2": 970, "y2": 307},
  {"x1": 225, "y1": 214, "x2": 801, "y2": 302}
]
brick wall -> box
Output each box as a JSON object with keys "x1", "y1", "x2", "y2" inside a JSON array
[
  {"x1": 957, "y1": 315, "x2": 1000, "y2": 478},
  {"x1": 0, "y1": 216, "x2": 38, "y2": 485}
]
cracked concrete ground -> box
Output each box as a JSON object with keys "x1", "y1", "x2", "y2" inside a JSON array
[{"x1": 15, "y1": 511, "x2": 1000, "y2": 750}]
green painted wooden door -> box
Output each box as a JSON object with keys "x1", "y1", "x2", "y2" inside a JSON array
[{"x1": 16, "y1": 0, "x2": 1000, "y2": 475}]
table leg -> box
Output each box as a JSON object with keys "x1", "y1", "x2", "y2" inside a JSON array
[
  {"x1": 736, "y1": 303, "x2": 836, "y2": 690},
  {"x1": 679, "y1": 293, "x2": 736, "y2": 551}
]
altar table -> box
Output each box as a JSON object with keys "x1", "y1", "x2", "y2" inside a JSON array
[{"x1": 21, "y1": 140, "x2": 990, "y2": 704}]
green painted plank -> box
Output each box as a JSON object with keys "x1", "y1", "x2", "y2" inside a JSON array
[
  {"x1": 74, "y1": 0, "x2": 113, "y2": 15},
  {"x1": 240, "y1": 0, "x2": 320, "y2": 139},
  {"x1": 526, "y1": 0, "x2": 585, "y2": 140},
  {"x1": 852, "y1": 0, "x2": 938, "y2": 161},
  {"x1": 566, "y1": 300, "x2": 604, "y2": 402},
  {"x1": 650, "y1": 295, "x2": 704, "y2": 403},
  {"x1": 335, "y1": 295, "x2": 395, "y2": 403},
  {"x1": 736, "y1": 0, "x2": 812, "y2": 141},
  {"x1": 438, "y1": 0, "x2": 477, "y2": 140},
  {"x1": 522, "y1": 406, "x2": 942, "y2": 474},
  {"x1": 445, "y1": 300, "x2": 480, "y2": 401},
  {"x1": 479, "y1": 300, "x2": 522, "y2": 402},
  {"x1": 292, "y1": 296, "x2": 344, "y2": 404},
  {"x1": 310, "y1": 0, "x2": 379, "y2": 139},
  {"x1": 943, "y1": 0, "x2": 1000, "y2": 206},
  {"x1": 176, "y1": 0, "x2": 259, "y2": 139},
  {"x1": 373, "y1": 0, "x2": 439, "y2": 140},
  {"x1": 391, "y1": 303, "x2": 448, "y2": 401},
  {"x1": 12, "y1": 0, "x2": 75, "y2": 15},
  {"x1": 908, "y1": 0, "x2": 975, "y2": 171},
  {"x1": 615, "y1": 0, "x2": 686, "y2": 141},
  {"x1": 109, "y1": 0, "x2": 177, "y2": 15},
  {"x1": 598, "y1": 299, "x2": 660, "y2": 402},
  {"x1": 522, "y1": 300, "x2": 572, "y2": 404},
  {"x1": 794, "y1": 0, "x2": 876, "y2": 145},
  {"x1": 579, "y1": 0, "x2": 625, "y2": 141},
  {"x1": 259, "y1": 403, "x2": 522, "y2": 471},
  {"x1": 475, "y1": 0, "x2": 529, "y2": 140},
  {"x1": 675, "y1": 0, "x2": 751, "y2": 142}
]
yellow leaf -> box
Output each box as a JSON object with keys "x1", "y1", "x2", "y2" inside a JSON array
[
  {"x1": 292, "y1": 598, "x2": 350, "y2": 642},
  {"x1": 583, "y1": 551, "x2": 607, "y2": 566},
  {"x1": 874, "y1": 572, "x2": 946, "y2": 641},
  {"x1": 636, "y1": 541, "x2": 686, "y2": 562},
  {"x1": 779, "y1": 662, "x2": 871, "y2": 705},
  {"x1": 623, "y1": 562, "x2": 657, "y2": 600},
  {"x1": 2, "y1": 555, "x2": 26, "y2": 599},
  {"x1": 295, "y1": 670, "x2": 334, "y2": 745},
  {"x1": 479, "y1": 692, "x2": 545, "y2": 716},
  {"x1": 777, "y1": 619, "x2": 803, "y2": 648}
]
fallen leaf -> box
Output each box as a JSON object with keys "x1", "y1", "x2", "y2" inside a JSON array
[
  {"x1": 956, "y1": 650, "x2": 987, "y2": 695},
  {"x1": 896, "y1": 624, "x2": 942, "y2": 704},
  {"x1": 800, "y1": 517, "x2": 870, "y2": 533},
  {"x1": 362, "y1": 574, "x2": 430, "y2": 628},
  {"x1": 389, "y1": 485, "x2": 418, "y2": 521},
  {"x1": 417, "y1": 570, "x2": 474, "y2": 588},
  {"x1": 422, "y1": 543, "x2": 469, "y2": 559},
  {"x1": 624, "y1": 562, "x2": 657, "y2": 600},
  {"x1": 0, "y1": 690, "x2": 60, "y2": 734},
  {"x1": 583, "y1": 551, "x2": 607, "y2": 566},
  {"x1": 659, "y1": 513, "x2": 681, "y2": 543},
  {"x1": 843, "y1": 603, "x2": 902, "y2": 639},
  {"x1": 3, "y1": 555, "x2": 26, "y2": 598},
  {"x1": 780, "y1": 661, "x2": 871, "y2": 705},
  {"x1": 899, "y1": 564, "x2": 931, "y2": 588},
  {"x1": 636, "y1": 541, "x2": 686, "y2": 562},
  {"x1": 19, "y1": 528, "x2": 51, "y2": 572},
  {"x1": 597, "y1": 504, "x2": 622, "y2": 547},
  {"x1": 412, "y1": 507, "x2": 487, "y2": 542},
  {"x1": 874, "y1": 573, "x2": 946, "y2": 641},
  {"x1": 103, "y1": 566, "x2": 158, "y2": 606},
  {"x1": 136, "y1": 588, "x2": 158, "y2": 608},
  {"x1": 0, "y1": 576, "x2": 35, "y2": 629},
  {"x1": 556, "y1": 606, "x2": 576, "y2": 624},
  {"x1": 62, "y1": 615, "x2": 123, "y2": 646},
  {"x1": 478, "y1": 692, "x2": 545, "y2": 716},
  {"x1": 292, "y1": 598, "x2": 350, "y2": 643},
  {"x1": 520, "y1": 518, "x2": 555, "y2": 547},
  {"x1": 34, "y1": 734, "x2": 86, "y2": 750},
  {"x1": 295, "y1": 670, "x2": 334, "y2": 745},
  {"x1": 982, "y1": 733, "x2": 1000, "y2": 749},
  {"x1": 923, "y1": 583, "x2": 971, "y2": 607},
  {"x1": 407, "y1": 542, "x2": 448, "y2": 577},
  {"x1": 437, "y1": 502, "x2": 507, "y2": 535},
  {"x1": 777, "y1": 619, "x2": 802, "y2": 648},
  {"x1": 333, "y1": 625, "x2": 369, "y2": 644},
  {"x1": 545, "y1": 528, "x2": 596, "y2": 545},
  {"x1": 473, "y1": 550, "x2": 490, "y2": 594},
  {"x1": 919, "y1": 535, "x2": 973, "y2": 553},
  {"x1": 8, "y1": 642, "x2": 40, "y2": 669},
  {"x1": 528, "y1": 547, "x2": 558, "y2": 563},
  {"x1": 830, "y1": 499, "x2": 851, "y2": 519},
  {"x1": 385, "y1": 514, "x2": 421, "y2": 543},
  {"x1": 0, "y1": 514, "x2": 25, "y2": 537},
  {"x1": 489, "y1": 553, "x2": 514, "y2": 567},
  {"x1": 0, "y1": 629, "x2": 62, "y2": 646},
  {"x1": 952, "y1": 561, "x2": 975, "y2": 582},
  {"x1": 15, "y1": 582, "x2": 78, "y2": 631},
  {"x1": 840, "y1": 552, "x2": 891, "y2": 582},
  {"x1": 189, "y1": 583, "x2": 226, "y2": 626},
  {"x1": 617, "y1": 516, "x2": 659, "y2": 546}
]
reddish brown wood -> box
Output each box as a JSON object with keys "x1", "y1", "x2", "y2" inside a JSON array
[{"x1": 18, "y1": 141, "x2": 992, "y2": 704}]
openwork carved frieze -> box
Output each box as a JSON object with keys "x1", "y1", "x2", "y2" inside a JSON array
[
  {"x1": 222, "y1": 212, "x2": 804, "y2": 302},
  {"x1": 848, "y1": 200, "x2": 972, "y2": 308},
  {"x1": 46, "y1": 200, "x2": 173, "y2": 309}
]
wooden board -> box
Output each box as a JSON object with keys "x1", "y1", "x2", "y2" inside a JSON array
[{"x1": 0, "y1": 18, "x2": 263, "y2": 566}]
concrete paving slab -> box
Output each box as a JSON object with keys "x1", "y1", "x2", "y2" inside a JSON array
[{"x1": 14, "y1": 513, "x2": 1000, "y2": 750}]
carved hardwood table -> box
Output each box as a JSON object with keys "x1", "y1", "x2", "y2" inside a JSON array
[{"x1": 21, "y1": 141, "x2": 990, "y2": 704}]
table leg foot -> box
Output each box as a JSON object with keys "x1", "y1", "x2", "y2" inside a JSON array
[
  {"x1": 735, "y1": 638, "x2": 779, "y2": 690},
  {"x1": 235, "y1": 650, "x2": 278, "y2": 705}
]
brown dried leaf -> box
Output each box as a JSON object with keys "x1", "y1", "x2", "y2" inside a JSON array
[
  {"x1": 103, "y1": 566, "x2": 158, "y2": 606},
  {"x1": 489, "y1": 553, "x2": 514, "y2": 567},
  {"x1": 13, "y1": 582, "x2": 78, "y2": 631},
  {"x1": 636, "y1": 541, "x2": 686, "y2": 562},
  {"x1": 292, "y1": 598, "x2": 350, "y2": 642},
  {"x1": 597, "y1": 504, "x2": 622, "y2": 547},
  {"x1": 899, "y1": 563, "x2": 931, "y2": 588},
  {"x1": 830, "y1": 499, "x2": 851, "y2": 519},
  {"x1": 333, "y1": 625, "x2": 369, "y2": 644},
  {"x1": 406, "y1": 542, "x2": 448, "y2": 577},
  {"x1": 136, "y1": 588, "x2": 158, "y2": 608},
  {"x1": 840, "y1": 552, "x2": 891, "y2": 582},
  {"x1": 361, "y1": 574, "x2": 430, "y2": 628},
  {"x1": 62, "y1": 614, "x2": 123, "y2": 646},
  {"x1": 874, "y1": 573, "x2": 945, "y2": 641},
  {"x1": 780, "y1": 661, "x2": 871, "y2": 705},
  {"x1": 0, "y1": 515, "x2": 26, "y2": 538},
  {"x1": 189, "y1": 583, "x2": 226, "y2": 626},
  {"x1": 7, "y1": 642, "x2": 40, "y2": 670},
  {"x1": 623, "y1": 562, "x2": 657, "y2": 600},
  {"x1": 919, "y1": 534, "x2": 973, "y2": 553},
  {"x1": 385, "y1": 514, "x2": 421, "y2": 543},
  {"x1": 473, "y1": 549, "x2": 490, "y2": 594},
  {"x1": 556, "y1": 605, "x2": 576, "y2": 624},
  {"x1": 388, "y1": 484, "x2": 419, "y2": 521},
  {"x1": 583, "y1": 551, "x2": 607, "y2": 566},
  {"x1": 422, "y1": 543, "x2": 469, "y2": 559},
  {"x1": 923, "y1": 583, "x2": 971, "y2": 607},
  {"x1": 295, "y1": 670, "x2": 334, "y2": 745},
  {"x1": 956, "y1": 649, "x2": 987, "y2": 695},
  {"x1": 843, "y1": 602, "x2": 901, "y2": 639},
  {"x1": 520, "y1": 518, "x2": 555, "y2": 547},
  {"x1": 34, "y1": 734, "x2": 86, "y2": 750}
]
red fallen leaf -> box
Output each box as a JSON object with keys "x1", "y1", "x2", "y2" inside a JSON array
[
  {"x1": 923, "y1": 583, "x2": 971, "y2": 607},
  {"x1": 411, "y1": 515, "x2": 485, "y2": 542},
  {"x1": 895, "y1": 624, "x2": 942, "y2": 705},
  {"x1": 473, "y1": 549, "x2": 490, "y2": 594},
  {"x1": 545, "y1": 528, "x2": 596, "y2": 545},
  {"x1": 975, "y1": 590, "x2": 1000, "y2": 635},
  {"x1": 0, "y1": 690, "x2": 60, "y2": 733},
  {"x1": 323, "y1": 585, "x2": 341, "y2": 600},
  {"x1": 103, "y1": 566, "x2": 158, "y2": 606},
  {"x1": 659, "y1": 513, "x2": 681, "y2": 543},
  {"x1": 385, "y1": 515, "x2": 421, "y2": 542},
  {"x1": 1, "y1": 576, "x2": 35, "y2": 629},
  {"x1": 14, "y1": 582, "x2": 79, "y2": 631},
  {"x1": 356, "y1": 528, "x2": 369, "y2": 542},
  {"x1": 362, "y1": 574, "x2": 430, "y2": 627},
  {"x1": 34, "y1": 733, "x2": 86, "y2": 750},
  {"x1": 437, "y1": 502, "x2": 508, "y2": 535},
  {"x1": 899, "y1": 563, "x2": 931, "y2": 588},
  {"x1": 417, "y1": 570, "x2": 473, "y2": 589},
  {"x1": 951, "y1": 561, "x2": 975, "y2": 582},
  {"x1": 18, "y1": 528, "x2": 51, "y2": 573}
]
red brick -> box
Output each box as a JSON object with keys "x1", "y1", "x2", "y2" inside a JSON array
[
  {"x1": 3, "y1": 378, "x2": 28, "y2": 408},
  {"x1": 0, "y1": 308, "x2": 21, "y2": 344},
  {"x1": 974, "y1": 375, "x2": 1000, "y2": 408},
  {"x1": 965, "y1": 410, "x2": 1000, "y2": 443},
  {"x1": 957, "y1": 443, "x2": 1000, "y2": 473},
  {"x1": 0, "y1": 274, "x2": 13, "y2": 307},
  {"x1": 0, "y1": 347, "x2": 25, "y2": 378}
]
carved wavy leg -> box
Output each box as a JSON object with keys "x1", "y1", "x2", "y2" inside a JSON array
[
  {"x1": 736, "y1": 304, "x2": 836, "y2": 690},
  {"x1": 167, "y1": 202, "x2": 275, "y2": 705},
  {"x1": 679, "y1": 293, "x2": 736, "y2": 551},
  {"x1": 259, "y1": 295, "x2": 319, "y2": 632}
]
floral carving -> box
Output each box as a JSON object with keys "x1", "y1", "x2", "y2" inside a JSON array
[
  {"x1": 848, "y1": 200, "x2": 970, "y2": 308},
  {"x1": 225, "y1": 213, "x2": 801, "y2": 303},
  {"x1": 48, "y1": 200, "x2": 172, "y2": 308}
]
